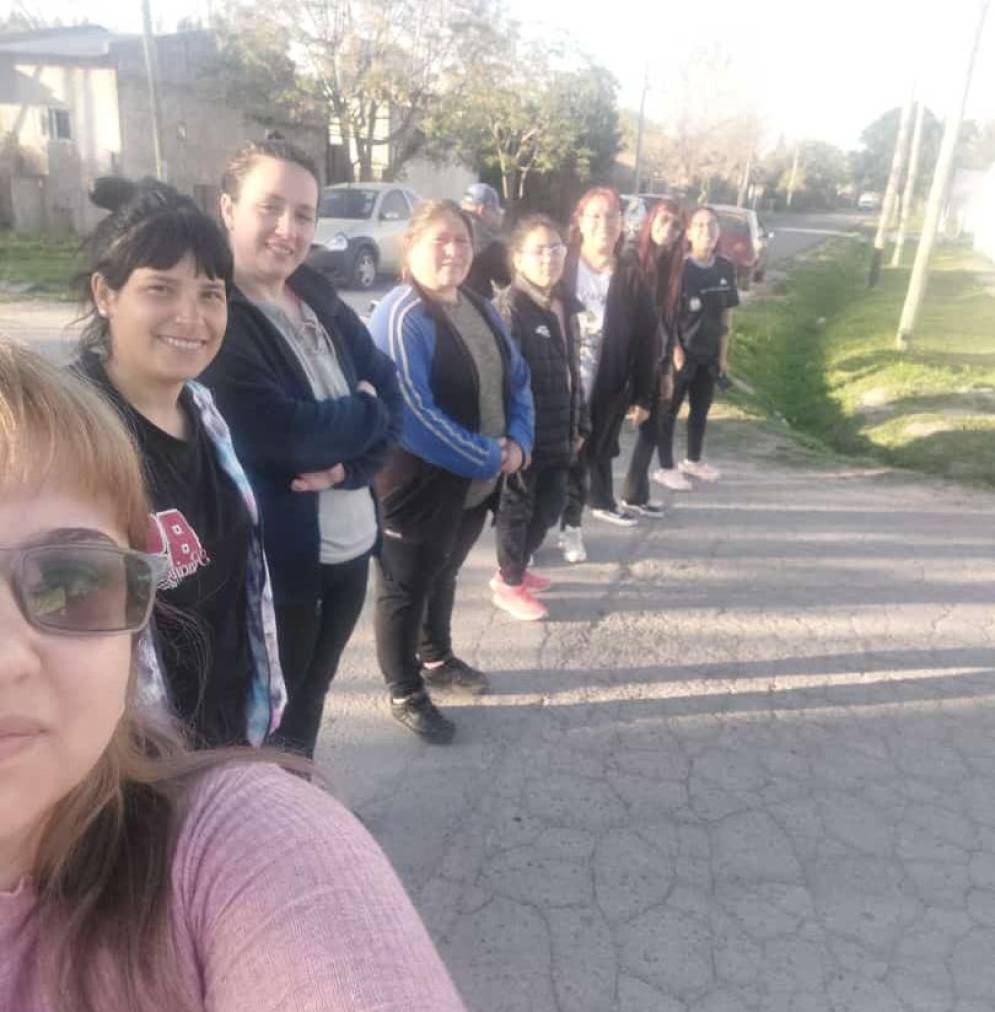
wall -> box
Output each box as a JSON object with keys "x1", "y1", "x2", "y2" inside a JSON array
[
  {"x1": 113, "y1": 32, "x2": 324, "y2": 219},
  {"x1": 0, "y1": 58, "x2": 121, "y2": 232}
]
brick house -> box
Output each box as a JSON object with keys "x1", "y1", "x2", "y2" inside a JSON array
[{"x1": 0, "y1": 24, "x2": 325, "y2": 234}]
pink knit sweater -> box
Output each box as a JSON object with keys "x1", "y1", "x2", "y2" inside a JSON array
[{"x1": 0, "y1": 763, "x2": 466, "y2": 1011}]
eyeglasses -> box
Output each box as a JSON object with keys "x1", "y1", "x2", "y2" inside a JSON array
[
  {"x1": 521, "y1": 243, "x2": 566, "y2": 259},
  {"x1": 0, "y1": 542, "x2": 166, "y2": 635}
]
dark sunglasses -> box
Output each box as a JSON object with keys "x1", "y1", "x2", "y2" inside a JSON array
[{"x1": 0, "y1": 541, "x2": 166, "y2": 635}]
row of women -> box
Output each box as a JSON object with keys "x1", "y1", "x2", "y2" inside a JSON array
[{"x1": 0, "y1": 137, "x2": 738, "y2": 1009}]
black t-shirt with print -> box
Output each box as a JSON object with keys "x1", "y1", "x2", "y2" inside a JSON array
[
  {"x1": 76, "y1": 355, "x2": 254, "y2": 746},
  {"x1": 679, "y1": 255, "x2": 739, "y2": 364}
]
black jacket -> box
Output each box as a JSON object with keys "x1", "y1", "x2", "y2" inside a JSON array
[
  {"x1": 563, "y1": 248, "x2": 657, "y2": 457},
  {"x1": 493, "y1": 278, "x2": 588, "y2": 469},
  {"x1": 200, "y1": 264, "x2": 403, "y2": 607},
  {"x1": 463, "y1": 218, "x2": 511, "y2": 300}
]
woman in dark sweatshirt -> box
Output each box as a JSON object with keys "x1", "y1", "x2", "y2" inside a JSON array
[
  {"x1": 558, "y1": 187, "x2": 658, "y2": 564},
  {"x1": 201, "y1": 138, "x2": 403, "y2": 760},
  {"x1": 491, "y1": 214, "x2": 586, "y2": 620},
  {"x1": 621, "y1": 197, "x2": 687, "y2": 502}
]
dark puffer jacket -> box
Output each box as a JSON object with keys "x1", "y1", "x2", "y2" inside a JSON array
[{"x1": 493, "y1": 277, "x2": 589, "y2": 469}]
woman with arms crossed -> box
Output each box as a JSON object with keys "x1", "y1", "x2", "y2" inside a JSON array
[{"x1": 203, "y1": 138, "x2": 403, "y2": 759}]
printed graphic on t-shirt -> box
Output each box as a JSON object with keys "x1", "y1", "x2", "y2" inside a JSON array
[{"x1": 147, "y1": 509, "x2": 211, "y2": 590}]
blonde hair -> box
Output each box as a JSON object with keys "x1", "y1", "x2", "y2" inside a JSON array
[
  {"x1": 399, "y1": 199, "x2": 473, "y2": 283},
  {"x1": 0, "y1": 340, "x2": 301, "y2": 1011},
  {"x1": 0, "y1": 339, "x2": 148, "y2": 546}
]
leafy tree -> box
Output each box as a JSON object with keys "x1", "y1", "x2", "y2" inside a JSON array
[
  {"x1": 851, "y1": 106, "x2": 942, "y2": 195},
  {"x1": 423, "y1": 27, "x2": 620, "y2": 209},
  {"x1": 212, "y1": 0, "x2": 498, "y2": 182},
  {"x1": 212, "y1": 3, "x2": 326, "y2": 134}
]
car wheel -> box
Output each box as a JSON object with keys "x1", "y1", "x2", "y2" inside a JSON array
[{"x1": 352, "y1": 247, "x2": 378, "y2": 290}]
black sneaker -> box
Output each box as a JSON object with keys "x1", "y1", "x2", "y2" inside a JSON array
[
  {"x1": 420, "y1": 656, "x2": 489, "y2": 695},
  {"x1": 390, "y1": 690, "x2": 456, "y2": 744},
  {"x1": 590, "y1": 506, "x2": 639, "y2": 527},
  {"x1": 620, "y1": 499, "x2": 667, "y2": 519}
]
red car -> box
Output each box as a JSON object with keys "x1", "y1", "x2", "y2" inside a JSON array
[{"x1": 712, "y1": 205, "x2": 772, "y2": 290}]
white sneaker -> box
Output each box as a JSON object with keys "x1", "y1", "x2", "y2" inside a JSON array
[
  {"x1": 559, "y1": 525, "x2": 587, "y2": 563},
  {"x1": 679, "y1": 459, "x2": 721, "y2": 482},
  {"x1": 652, "y1": 467, "x2": 693, "y2": 491}
]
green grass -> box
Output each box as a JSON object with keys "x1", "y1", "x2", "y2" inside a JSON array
[
  {"x1": 0, "y1": 230, "x2": 81, "y2": 300},
  {"x1": 732, "y1": 239, "x2": 995, "y2": 485}
]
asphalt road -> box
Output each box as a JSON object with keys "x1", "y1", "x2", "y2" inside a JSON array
[{"x1": 14, "y1": 211, "x2": 986, "y2": 1012}]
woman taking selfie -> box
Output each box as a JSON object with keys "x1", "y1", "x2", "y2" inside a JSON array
[
  {"x1": 369, "y1": 200, "x2": 533, "y2": 743},
  {"x1": 73, "y1": 176, "x2": 284, "y2": 749},
  {"x1": 0, "y1": 342, "x2": 466, "y2": 1011},
  {"x1": 204, "y1": 138, "x2": 403, "y2": 759},
  {"x1": 558, "y1": 187, "x2": 658, "y2": 564}
]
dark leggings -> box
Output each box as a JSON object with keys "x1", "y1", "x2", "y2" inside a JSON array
[
  {"x1": 496, "y1": 465, "x2": 569, "y2": 584},
  {"x1": 658, "y1": 363, "x2": 716, "y2": 469},
  {"x1": 374, "y1": 501, "x2": 490, "y2": 698},
  {"x1": 561, "y1": 439, "x2": 615, "y2": 528},
  {"x1": 622, "y1": 390, "x2": 668, "y2": 505},
  {"x1": 272, "y1": 552, "x2": 371, "y2": 758}
]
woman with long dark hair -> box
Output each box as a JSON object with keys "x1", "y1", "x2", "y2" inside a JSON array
[
  {"x1": 0, "y1": 343, "x2": 466, "y2": 1011},
  {"x1": 72, "y1": 177, "x2": 285, "y2": 749},
  {"x1": 202, "y1": 138, "x2": 403, "y2": 760},
  {"x1": 558, "y1": 187, "x2": 658, "y2": 564},
  {"x1": 368, "y1": 200, "x2": 534, "y2": 742},
  {"x1": 656, "y1": 205, "x2": 739, "y2": 486},
  {"x1": 620, "y1": 198, "x2": 688, "y2": 501}
]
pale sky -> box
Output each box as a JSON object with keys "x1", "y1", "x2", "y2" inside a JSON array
[{"x1": 17, "y1": 0, "x2": 995, "y2": 152}]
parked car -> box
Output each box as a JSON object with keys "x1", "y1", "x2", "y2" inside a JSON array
[
  {"x1": 307, "y1": 182, "x2": 422, "y2": 289},
  {"x1": 857, "y1": 191, "x2": 882, "y2": 212},
  {"x1": 711, "y1": 205, "x2": 773, "y2": 290}
]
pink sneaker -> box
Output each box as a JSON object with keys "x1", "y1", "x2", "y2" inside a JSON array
[
  {"x1": 522, "y1": 568, "x2": 552, "y2": 593},
  {"x1": 492, "y1": 581, "x2": 548, "y2": 621},
  {"x1": 490, "y1": 569, "x2": 552, "y2": 594}
]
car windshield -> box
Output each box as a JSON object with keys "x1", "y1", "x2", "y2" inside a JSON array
[
  {"x1": 319, "y1": 189, "x2": 378, "y2": 220},
  {"x1": 717, "y1": 213, "x2": 750, "y2": 238}
]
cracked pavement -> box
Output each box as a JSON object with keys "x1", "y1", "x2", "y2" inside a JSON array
[{"x1": 319, "y1": 410, "x2": 995, "y2": 1012}]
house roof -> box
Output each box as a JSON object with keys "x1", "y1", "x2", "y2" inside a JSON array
[{"x1": 0, "y1": 24, "x2": 123, "y2": 59}]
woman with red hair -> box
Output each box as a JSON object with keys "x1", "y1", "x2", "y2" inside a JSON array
[
  {"x1": 557, "y1": 187, "x2": 658, "y2": 564},
  {"x1": 620, "y1": 198, "x2": 687, "y2": 503}
]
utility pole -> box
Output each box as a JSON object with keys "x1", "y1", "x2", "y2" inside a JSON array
[
  {"x1": 737, "y1": 152, "x2": 752, "y2": 208},
  {"x1": 896, "y1": 0, "x2": 991, "y2": 350},
  {"x1": 141, "y1": 0, "x2": 166, "y2": 180},
  {"x1": 869, "y1": 88, "x2": 914, "y2": 287},
  {"x1": 633, "y1": 65, "x2": 649, "y2": 194},
  {"x1": 785, "y1": 144, "x2": 800, "y2": 208},
  {"x1": 890, "y1": 100, "x2": 927, "y2": 267}
]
